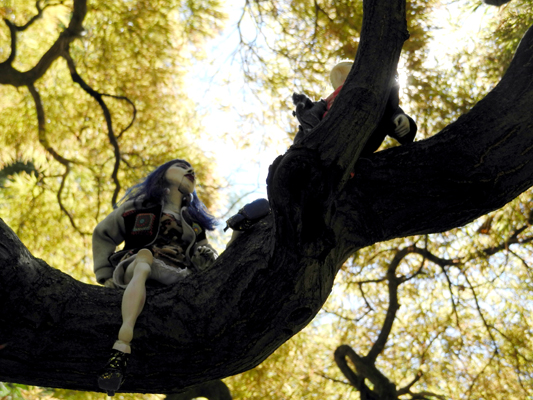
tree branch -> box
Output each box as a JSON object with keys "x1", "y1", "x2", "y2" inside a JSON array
[
  {"x1": 0, "y1": 0, "x2": 86, "y2": 87},
  {"x1": 334, "y1": 344, "x2": 396, "y2": 399},
  {"x1": 304, "y1": 0, "x2": 409, "y2": 187},
  {"x1": 365, "y1": 247, "x2": 405, "y2": 363},
  {"x1": 166, "y1": 380, "x2": 232, "y2": 400},
  {"x1": 27, "y1": 83, "x2": 72, "y2": 166},
  {"x1": 63, "y1": 51, "x2": 123, "y2": 205},
  {"x1": 57, "y1": 164, "x2": 90, "y2": 235},
  {"x1": 1, "y1": 1, "x2": 59, "y2": 65},
  {"x1": 338, "y1": 23, "x2": 533, "y2": 253},
  {"x1": 1, "y1": 2, "x2": 533, "y2": 395},
  {"x1": 396, "y1": 371, "x2": 422, "y2": 396}
]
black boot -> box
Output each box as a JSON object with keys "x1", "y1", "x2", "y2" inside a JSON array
[{"x1": 98, "y1": 349, "x2": 129, "y2": 396}]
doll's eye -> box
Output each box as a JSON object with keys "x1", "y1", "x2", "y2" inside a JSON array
[{"x1": 174, "y1": 161, "x2": 191, "y2": 169}]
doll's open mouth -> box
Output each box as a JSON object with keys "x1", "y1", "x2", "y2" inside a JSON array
[{"x1": 185, "y1": 174, "x2": 195, "y2": 182}]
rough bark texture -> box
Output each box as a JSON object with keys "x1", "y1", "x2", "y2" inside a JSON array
[
  {"x1": 1, "y1": 0, "x2": 533, "y2": 395},
  {"x1": 165, "y1": 380, "x2": 232, "y2": 400}
]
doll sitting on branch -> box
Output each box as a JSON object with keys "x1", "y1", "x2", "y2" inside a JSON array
[
  {"x1": 92, "y1": 159, "x2": 218, "y2": 395},
  {"x1": 292, "y1": 60, "x2": 417, "y2": 156}
]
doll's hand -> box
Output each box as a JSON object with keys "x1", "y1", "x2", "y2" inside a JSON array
[
  {"x1": 104, "y1": 277, "x2": 117, "y2": 289},
  {"x1": 393, "y1": 114, "x2": 410, "y2": 137},
  {"x1": 192, "y1": 246, "x2": 218, "y2": 271}
]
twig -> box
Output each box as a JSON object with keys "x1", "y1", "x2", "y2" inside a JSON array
[
  {"x1": 315, "y1": 371, "x2": 351, "y2": 385},
  {"x1": 365, "y1": 247, "x2": 406, "y2": 363},
  {"x1": 357, "y1": 281, "x2": 375, "y2": 312},
  {"x1": 462, "y1": 272, "x2": 497, "y2": 345},
  {"x1": 27, "y1": 83, "x2": 72, "y2": 166},
  {"x1": 397, "y1": 371, "x2": 423, "y2": 396},
  {"x1": 2, "y1": 1, "x2": 63, "y2": 64},
  {"x1": 63, "y1": 51, "x2": 123, "y2": 205},
  {"x1": 57, "y1": 164, "x2": 89, "y2": 235},
  {"x1": 465, "y1": 348, "x2": 498, "y2": 399}
]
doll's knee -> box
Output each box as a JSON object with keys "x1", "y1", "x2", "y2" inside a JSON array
[
  {"x1": 125, "y1": 250, "x2": 153, "y2": 283},
  {"x1": 133, "y1": 262, "x2": 151, "y2": 278},
  {"x1": 136, "y1": 248, "x2": 153, "y2": 265}
]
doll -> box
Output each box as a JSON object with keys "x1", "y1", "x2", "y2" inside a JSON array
[
  {"x1": 292, "y1": 60, "x2": 417, "y2": 155},
  {"x1": 92, "y1": 159, "x2": 218, "y2": 395}
]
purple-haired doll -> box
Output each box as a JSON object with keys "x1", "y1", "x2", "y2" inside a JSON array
[{"x1": 92, "y1": 159, "x2": 218, "y2": 395}]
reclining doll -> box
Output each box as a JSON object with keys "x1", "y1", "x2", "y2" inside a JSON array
[
  {"x1": 292, "y1": 60, "x2": 417, "y2": 156},
  {"x1": 92, "y1": 159, "x2": 218, "y2": 395}
]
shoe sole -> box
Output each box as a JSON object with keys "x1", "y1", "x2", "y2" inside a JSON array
[{"x1": 98, "y1": 375, "x2": 123, "y2": 396}]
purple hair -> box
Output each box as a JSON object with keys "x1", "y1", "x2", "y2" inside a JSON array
[{"x1": 117, "y1": 159, "x2": 217, "y2": 231}]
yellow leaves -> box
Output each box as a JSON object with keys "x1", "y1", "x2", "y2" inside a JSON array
[{"x1": 0, "y1": 0, "x2": 227, "y2": 285}]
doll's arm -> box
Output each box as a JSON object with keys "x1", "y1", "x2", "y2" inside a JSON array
[
  {"x1": 390, "y1": 107, "x2": 417, "y2": 144},
  {"x1": 92, "y1": 203, "x2": 127, "y2": 284},
  {"x1": 386, "y1": 82, "x2": 418, "y2": 144}
]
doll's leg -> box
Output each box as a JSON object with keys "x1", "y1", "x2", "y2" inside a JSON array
[
  {"x1": 113, "y1": 249, "x2": 153, "y2": 354},
  {"x1": 98, "y1": 249, "x2": 153, "y2": 395}
]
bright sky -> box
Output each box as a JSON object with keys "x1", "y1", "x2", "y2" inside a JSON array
[{"x1": 187, "y1": 2, "x2": 290, "y2": 218}]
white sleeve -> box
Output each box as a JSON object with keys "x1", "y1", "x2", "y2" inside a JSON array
[{"x1": 92, "y1": 202, "x2": 127, "y2": 284}]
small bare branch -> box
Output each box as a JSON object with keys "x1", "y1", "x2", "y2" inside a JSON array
[
  {"x1": 27, "y1": 83, "x2": 72, "y2": 166},
  {"x1": 366, "y1": 246, "x2": 411, "y2": 363},
  {"x1": 397, "y1": 371, "x2": 423, "y2": 396},
  {"x1": 439, "y1": 263, "x2": 461, "y2": 328},
  {"x1": 462, "y1": 272, "x2": 497, "y2": 345},
  {"x1": 15, "y1": 1, "x2": 59, "y2": 32},
  {"x1": 358, "y1": 282, "x2": 375, "y2": 312},
  {"x1": 63, "y1": 51, "x2": 123, "y2": 205},
  {"x1": 57, "y1": 164, "x2": 89, "y2": 235},
  {"x1": 101, "y1": 94, "x2": 137, "y2": 140},
  {"x1": 1, "y1": 1, "x2": 63, "y2": 64},
  {"x1": 315, "y1": 371, "x2": 351, "y2": 385},
  {"x1": 465, "y1": 349, "x2": 498, "y2": 399}
]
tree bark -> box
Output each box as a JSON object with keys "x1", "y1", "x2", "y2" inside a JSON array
[{"x1": 1, "y1": 0, "x2": 533, "y2": 395}]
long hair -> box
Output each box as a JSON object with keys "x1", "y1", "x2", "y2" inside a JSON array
[{"x1": 116, "y1": 159, "x2": 217, "y2": 231}]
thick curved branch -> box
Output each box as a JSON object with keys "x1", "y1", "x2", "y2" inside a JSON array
[
  {"x1": 301, "y1": 0, "x2": 409, "y2": 187},
  {"x1": 334, "y1": 345, "x2": 362, "y2": 388},
  {"x1": 1, "y1": 1, "x2": 533, "y2": 395},
  {"x1": 338, "y1": 23, "x2": 533, "y2": 254},
  {"x1": 334, "y1": 344, "x2": 396, "y2": 399},
  {"x1": 1, "y1": 1, "x2": 56, "y2": 64},
  {"x1": 0, "y1": 0, "x2": 86, "y2": 87}
]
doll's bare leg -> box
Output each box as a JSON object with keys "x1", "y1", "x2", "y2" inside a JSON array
[
  {"x1": 112, "y1": 249, "x2": 153, "y2": 354},
  {"x1": 226, "y1": 230, "x2": 242, "y2": 248}
]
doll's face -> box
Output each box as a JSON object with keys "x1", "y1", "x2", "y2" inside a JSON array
[{"x1": 165, "y1": 161, "x2": 195, "y2": 194}]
